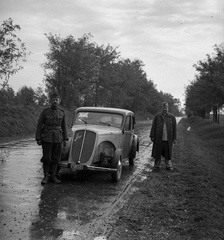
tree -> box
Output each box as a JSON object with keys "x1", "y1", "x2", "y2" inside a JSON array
[
  {"x1": 0, "y1": 85, "x2": 15, "y2": 106},
  {"x1": 185, "y1": 45, "x2": 224, "y2": 120},
  {"x1": 43, "y1": 32, "x2": 182, "y2": 115},
  {"x1": 34, "y1": 86, "x2": 47, "y2": 106},
  {"x1": 16, "y1": 86, "x2": 36, "y2": 107},
  {"x1": 43, "y1": 33, "x2": 94, "y2": 108},
  {"x1": 43, "y1": 33, "x2": 120, "y2": 109},
  {"x1": 89, "y1": 44, "x2": 120, "y2": 107},
  {"x1": 0, "y1": 18, "x2": 29, "y2": 87}
]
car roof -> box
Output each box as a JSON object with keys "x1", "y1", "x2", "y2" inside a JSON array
[{"x1": 75, "y1": 107, "x2": 134, "y2": 116}]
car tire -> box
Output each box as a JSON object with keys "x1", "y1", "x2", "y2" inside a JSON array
[
  {"x1": 111, "y1": 154, "x2": 122, "y2": 183},
  {"x1": 129, "y1": 143, "x2": 137, "y2": 166}
]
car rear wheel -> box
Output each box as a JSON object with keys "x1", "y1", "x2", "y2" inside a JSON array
[
  {"x1": 111, "y1": 157, "x2": 122, "y2": 183},
  {"x1": 129, "y1": 143, "x2": 137, "y2": 166},
  {"x1": 129, "y1": 156, "x2": 134, "y2": 166}
]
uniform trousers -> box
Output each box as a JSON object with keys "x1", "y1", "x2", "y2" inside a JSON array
[
  {"x1": 41, "y1": 142, "x2": 62, "y2": 176},
  {"x1": 154, "y1": 141, "x2": 172, "y2": 168}
]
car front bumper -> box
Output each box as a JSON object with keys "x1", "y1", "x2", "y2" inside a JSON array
[{"x1": 58, "y1": 161, "x2": 117, "y2": 172}]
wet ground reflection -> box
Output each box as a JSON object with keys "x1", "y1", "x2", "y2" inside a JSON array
[{"x1": 0, "y1": 121, "x2": 153, "y2": 240}]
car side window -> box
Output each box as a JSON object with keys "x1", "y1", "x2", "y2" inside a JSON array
[
  {"x1": 124, "y1": 116, "x2": 131, "y2": 131},
  {"x1": 130, "y1": 116, "x2": 134, "y2": 130}
]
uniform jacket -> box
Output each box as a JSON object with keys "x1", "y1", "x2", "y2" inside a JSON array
[
  {"x1": 150, "y1": 112, "x2": 177, "y2": 160},
  {"x1": 35, "y1": 106, "x2": 68, "y2": 143}
]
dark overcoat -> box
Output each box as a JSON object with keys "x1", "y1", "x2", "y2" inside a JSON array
[
  {"x1": 150, "y1": 112, "x2": 177, "y2": 160},
  {"x1": 35, "y1": 106, "x2": 68, "y2": 143}
]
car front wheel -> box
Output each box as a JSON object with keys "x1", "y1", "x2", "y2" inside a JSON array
[{"x1": 111, "y1": 155, "x2": 122, "y2": 183}]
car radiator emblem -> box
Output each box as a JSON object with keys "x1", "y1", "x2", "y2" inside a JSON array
[{"x1": 74, "y1": 133, "x2": 82, "y2": 142}]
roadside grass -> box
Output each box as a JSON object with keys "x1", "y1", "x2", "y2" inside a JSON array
[
  {"x1": 167, "y1": 116, "x2": 224, "y2": 239},
  {"x1": 0, "y1": 105, "x2": 74, "y2": 142},
  {"x1": 187, "y1": 115, "x2": 224, "y2": 152},
  {"x1": 108, "y1": 116, "x2": 224, "y2": 240},
  {"x1": 218, "y1": 114, "x2": 224, "y2": 125}
]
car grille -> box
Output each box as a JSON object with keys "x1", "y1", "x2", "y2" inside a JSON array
[{"x1": 71, "y1": 130, "x2": 96, "y2": 164}]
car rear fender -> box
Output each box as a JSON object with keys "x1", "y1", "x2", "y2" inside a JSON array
[{"x1": 133, "y1": 134, "x2": 139, "y2": 152}]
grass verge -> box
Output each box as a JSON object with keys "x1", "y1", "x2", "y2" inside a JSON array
[{"x1": 107, "y1": 116, "x2": 224, "y2": 240}]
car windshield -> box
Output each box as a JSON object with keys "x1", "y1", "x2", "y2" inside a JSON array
[{"x1": 74, "y1": 111, "x2": 123, "y2": 128}]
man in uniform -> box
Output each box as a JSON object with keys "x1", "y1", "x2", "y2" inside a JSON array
[
  {"x1": 36, "y1": 93, "x2": 68, "y2": 184},
  {"x1": 150, "y1": 102, "x2": 177, "y2": 171}
]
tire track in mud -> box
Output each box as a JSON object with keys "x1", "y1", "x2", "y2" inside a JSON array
[
  {"x1": 58, "y1": 119, "x2": 182, "y2": 240},
  {"x1": 57, "y1": 122, "x2": 153, "y2": 240}
]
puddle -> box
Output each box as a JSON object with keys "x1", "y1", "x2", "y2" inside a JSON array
[
  {"x1": 57, "y1": 210, "x2": 67, "y2": 220},
  {"x1": 0, "y1": 122, "x2": 153, "y2": 240},
  {"x1": 139, "y1": 175, "x2": 148, "y2": 181},
  {"x1": 61, "y1": 230, "x2": 86, "y2": 239},
  {"x1": 94, "y1": 236, "x2": 107, "y2": 240},
  {"x1": 59, "y1": 231, "x2": 107, "y2": 240}
]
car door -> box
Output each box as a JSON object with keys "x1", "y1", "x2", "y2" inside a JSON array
[{"x1": 122, "y1": 115, "x2": 134, "y2": 159}]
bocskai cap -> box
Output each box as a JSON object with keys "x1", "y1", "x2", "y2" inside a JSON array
[{"x1": 162, "y1": 102, "x2": 168, "y2": 108}]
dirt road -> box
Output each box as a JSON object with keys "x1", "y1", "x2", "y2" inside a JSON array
[
  {"x1": 4, "y1": 117, "x2": 219, "y2": 240},
  {"x1": 0, "y1": 120, "x2": 153, "y2": 240}
]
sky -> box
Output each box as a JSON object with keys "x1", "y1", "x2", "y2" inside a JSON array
[{"x1": 0, "y1": 0, "x2": 224, "y2": 106}]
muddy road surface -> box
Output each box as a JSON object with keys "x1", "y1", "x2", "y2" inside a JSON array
[{"x1": 0, "y1": 121, "x2": 154, "y2": 240}]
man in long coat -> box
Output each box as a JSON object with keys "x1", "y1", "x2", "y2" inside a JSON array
[
  {"x1": 36, "y1": 93, "x2": 68, "y2": 184},
  {"x1": 150, "y1": 102, "x2": 177, "y2": 171}
]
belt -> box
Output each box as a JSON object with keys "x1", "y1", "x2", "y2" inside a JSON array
[{"x1": 45, "y1": 126, "x2": 62, "y2": 130}]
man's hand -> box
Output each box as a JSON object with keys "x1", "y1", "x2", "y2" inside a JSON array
[
  {"x1": 37, "y1": 140, "x2": 42, "y2": 146},
  {"x1": 63, "y1": 140, "x2": 67, "y2": 147}
]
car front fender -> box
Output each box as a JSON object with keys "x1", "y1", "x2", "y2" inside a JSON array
[
  {"x1": 61, "y1": 138, "x2": 71, "y2": 161},
  {"x1": 113, "y1": 149, "x2": 122, "y2": 163}
]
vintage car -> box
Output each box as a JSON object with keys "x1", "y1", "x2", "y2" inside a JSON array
[{"x1": 58, "y1": 107, "x2": 139, "y2": 182}]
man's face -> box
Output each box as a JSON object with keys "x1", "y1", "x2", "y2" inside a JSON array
[
  {"x1": 162, "y1": 105, "x2": 168, "y2": 114},
  {"x1": 51, "y1": 97, "x2": 60, "y2": 107}
]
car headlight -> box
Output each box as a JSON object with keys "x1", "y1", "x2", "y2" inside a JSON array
[{"x1": 98, "y1": 141, "x2": 115, "y2": 164}]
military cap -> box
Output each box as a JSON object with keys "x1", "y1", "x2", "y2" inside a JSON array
[{"x1": 50, "y1": 92, "x2": 60, "y2": 99}]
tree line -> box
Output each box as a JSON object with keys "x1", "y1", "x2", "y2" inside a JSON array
[
  {"x1": 0, "y1": 18, "x2": 181, "y2": 118},
  {"x1": 185, "y1": 45, "x2": 224, "y2": 122},
  {"x1": 42, "y1": 32, "x2": 181, "y2": 115}
]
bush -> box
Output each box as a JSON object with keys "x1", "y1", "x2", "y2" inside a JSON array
[
  {"x1": 0, "y1": 106, "x2": 41, "y2": 140},
  {"x1": 0, "y1": 105, "x2": 75, "y2": 141}
]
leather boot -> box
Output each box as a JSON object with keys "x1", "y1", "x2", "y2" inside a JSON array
[
  {"x1": 41, "y1": 164, "x2": 50, "y2": 184},
  {"x1": 50, "y1": 163, "x2": 61, "y2": 184},
  {"x1": 41, "y1": 174, "x2": 50, "y2": 184},
  {"x1": 165, "y1": 159, "x2": 173, "y2": 170},
  {"x1": 51, "y1": 176, "x2": 61, "y2": 184}
]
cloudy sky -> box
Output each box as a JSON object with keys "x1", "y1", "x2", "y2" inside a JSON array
[{"x1": 1, "y1": 0, "x2": 224, "y2": 105}]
